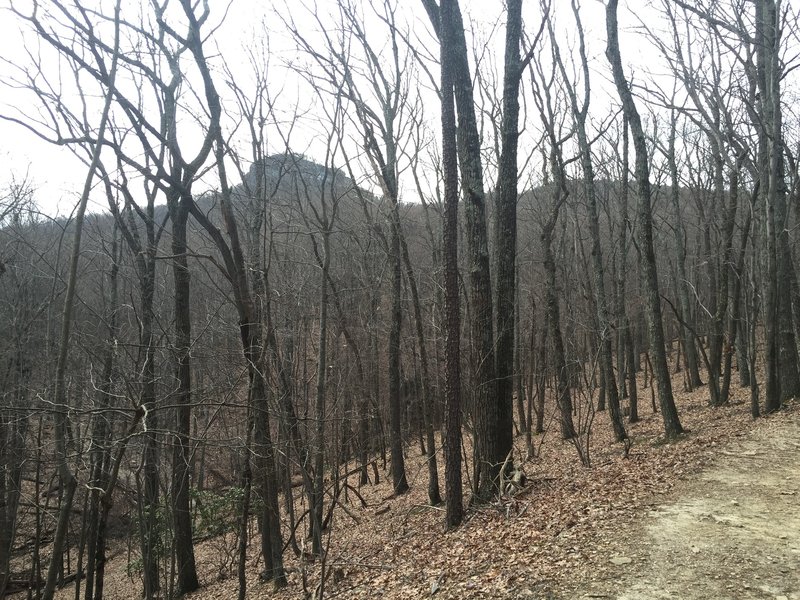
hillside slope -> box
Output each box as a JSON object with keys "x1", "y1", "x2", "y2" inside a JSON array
[{"x1": 49, "y1": 380, "x2": 800, "y2": 599}]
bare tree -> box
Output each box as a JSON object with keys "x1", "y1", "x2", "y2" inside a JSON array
[
  {"x1": 549, "y1": 0, "x2": 626, "y2": 441},
  {"x1": 606, "y1": 0, "x2": 684, "y2": 437},
  {"x1": 438, "y1": 0, "x2": 465, "y2": 528},
  {"x1": 528, "y1": 37, "x2": 579, "y2": 443},
  {"x1": 493, "y1": 0, "x2": 533, "y2": 478},
  {"x1": 423, "y1": 0, "x2": 501, "y2": 499},
  {"x1": 40, "y1": 7, "x2": 120, "y2": 598},
  {"x1": 756, "y1": 0, "x2": 800, "y2": 410},
  {"x1": 0, "y1": 178, "x2": 38, "y2": 597},
  {"x1": 181, "y1": 7, "x2": 289, "y2": 579}
]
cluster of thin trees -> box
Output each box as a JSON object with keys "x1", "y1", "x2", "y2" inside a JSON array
[{"x1": 1, "y1": 0, "x2": 799, "y2": 598}]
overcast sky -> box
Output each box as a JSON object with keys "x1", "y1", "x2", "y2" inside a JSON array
[{"x1": 0, "y1": 0, "x2": 668, "y2": 217}]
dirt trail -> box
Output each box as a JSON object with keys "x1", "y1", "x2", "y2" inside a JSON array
[{"x1": 576, "y1": 412, "x2": 800, "y2": 600}]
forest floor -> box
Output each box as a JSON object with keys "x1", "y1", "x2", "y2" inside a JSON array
[
  {"x1": 570, "y1": 402, "x2": 800, "y2": 600},
  {"x1": 47, "y1": 378, "x2": 800, "y2": 600}
]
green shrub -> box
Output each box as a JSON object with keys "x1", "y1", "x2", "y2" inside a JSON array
[{"x1": 191, "y1": 487, "x2": 246, "y2": 538}]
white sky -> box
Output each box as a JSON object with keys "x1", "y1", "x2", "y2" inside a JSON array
[{"x1": 0, "y1": 0, "x2": 677, "y2": 217}]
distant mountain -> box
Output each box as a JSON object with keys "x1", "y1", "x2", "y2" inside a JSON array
[{"x1": 236, "y1": 153, "x2": 358, "y2": 202}]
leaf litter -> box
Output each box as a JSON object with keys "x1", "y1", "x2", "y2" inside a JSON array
[{"x1": 52, "y1": 371, "x2": 800, "y2": 600}]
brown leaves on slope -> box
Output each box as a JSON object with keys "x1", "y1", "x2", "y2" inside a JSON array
[
  {"x1": 63, "y1": 372, "x2": 792, "y2": 600},
  {"x1": 229, "y1": 377, "x2": 773, "y2": 598}
]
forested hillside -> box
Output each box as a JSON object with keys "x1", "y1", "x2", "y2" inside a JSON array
[{"x1": 1, "y1": 0, "x2": 799, "y2": 598}]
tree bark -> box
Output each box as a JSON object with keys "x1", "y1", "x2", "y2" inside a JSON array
[
  {"x1": 387, "y1": 184, "x2": 409, "y2": 498},
  {"x1": 426, "y1": 0, "x2": 499, "y2": 499},
  {"x1": 493, "y1": 0, "x2": 524, "y2": 478},
  {"x1": 169, "y1": 193, "x2": 200, "y2": 596},
  {"x1": 606, "y1": 0, "x2": 684, "y2": 437},
  {"x1": 542, "y1": 223, "x2": 577, "y2": 441},
  {"x1": 439, "y1": 0, "x2": 464, "y2": 527},
  {"x1": 756, "y1": 0, "x2": 788, "y2": 411}
]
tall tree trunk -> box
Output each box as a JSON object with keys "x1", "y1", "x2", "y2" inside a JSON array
[
  {"x1": 625, "y1": 324, "x2": 639, "y2": 422},
  {"x1": 514, "y1": 267, "x2": 526, "y2": 435},
  {"x1": 312, "y1": 230, "x2": 330, "y2": 552},
  {"x1": 493, "y1": 0, "x2": 524, "y2": 477},
  {"x1": 667, "y1": 112, "x2": 703, "y2": 390},
  {"x1": 388, "y1": 208, "x2": 409, "y2": 496},
  {"x1": 236, "y1": 409, "x2": 252, "y2": 600},
  {"x1": 41, "y1": 13, "x2": 120, "y2": 598},
  {"x1": 534, "y1": 323, "x2": 548, "y2": 435},
  {"x1": 169, "y1": 194, "x2": 200, "y2": 596},
  {"x1": 721, "y1": 201, "x2": 752, "y2": 405},
  {"x1": 187, "y1": 29, "x2": 288, "y2": 583},
  {"x1": 606, "y1": 0, "x2": 684, "y2": 437},
  {"x1": 747, "y1": 253, "x2": 762, "y2": 418},
  {"x1": 139, "y1": 262, "x2": 160, "y2": 600},
  {"x1": 542, "y1": 226, "x2": 577, "y2": 440},
  {"x1": 615, "y1": 118, "x2": 631, "y2": 407},
  {"x1": 755, "y1": 0, "x2": 799, "y2": 410},
  {"x1": 84, "y1": 226, "x2": 119, "y2": 600},
  {"x1": 0, "y1": 373, "x2": 28, "y2": 598},
  {"x1": 538, "y1": 153, "x2": 577, "y2": 439},
  {"x1": 552, "y1": 6, "x2": 626, "y2": 441},
  {"x1": 425, "y1": 0, "x2": 498, "y2": 499},
  {"x1": 776, "y1": 181, "x2": 800, "y2": 401},
  {"x1": 439, "y1": 0, "x2": 464, "y2": 527},
  {"x1": 399, "y1": 232, "x2": 441, "y2": 504},
  {"x1": 707, "y1": 148, "x2": 742, "y2": 405}
]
